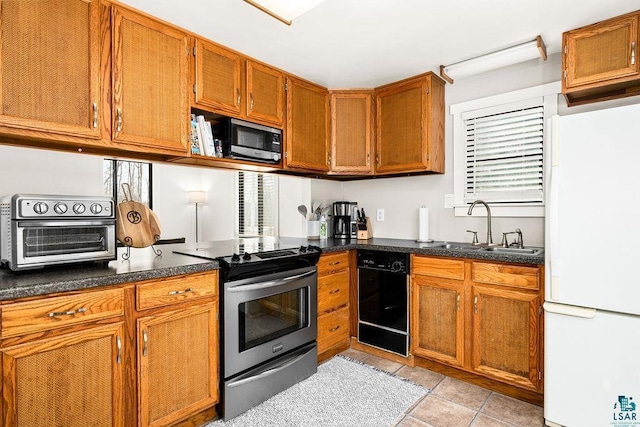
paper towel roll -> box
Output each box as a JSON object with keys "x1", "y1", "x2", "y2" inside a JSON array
[{"x1": 418, "y1": 206, "x2": 430, "y2": 242}]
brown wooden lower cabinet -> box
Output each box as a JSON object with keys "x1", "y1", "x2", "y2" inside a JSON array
[
  {"x1": 318, "y1": 305, "x2": 350, "y2": 354},
  {"x1": 410, "y1": 255, "x2": 544, "y2": 397},
  {"x1": 137, "y1": 302, "x2": 218, "y2": 427},
  {"x1": 1, "y1": 322, "x2": 125, "y2": 427}
]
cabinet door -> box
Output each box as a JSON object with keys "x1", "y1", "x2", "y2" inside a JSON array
[
  {"x1": 138, "y1": 303, "x2": 218, "y2": 427},
  {"x1": 285, "y1": 76, "x2": 329, "y2": 171},
  {"x1": 411, "y1": 275, "x2": 464, "y2": 367},
  {"x1": 564, "y1": 15, "x2": 639, "y2": 89},
  {"x1": 194, "y1": 39, "x2": 242, "y2": 115},
  {"x1": 246, "y1": 60, "x2": 284, "y2": 125},
  {"x1": 0, "y1": 0, "x2": 100, "y2": 138},
  {"x1": 375, "y1": 74, "x2": 444, "y2": 174},
  {"x1": 2, "y1": 323, "x2": 124, "y2": 427},
  {"x1": 471, "y1": 285, "x2": 541, "y2": 390},
  {"x1": 112, "y1": 7, "x2": 189, "y2": 153},
  {"x1": 330, "y1": 91, "x2": 373, "y2": 174}
]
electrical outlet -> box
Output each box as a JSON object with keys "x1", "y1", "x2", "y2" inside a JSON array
[
  {"x1": 376, "y1": 208, "x2": 385, "y2": 222},
  {"x1": 444, "y1": 194, "x2": 454, "y2": 209}
]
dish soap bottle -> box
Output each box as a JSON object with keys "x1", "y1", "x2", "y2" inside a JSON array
[{"x1": 319, "y1": 215, "x2": 327, "y2": 240}]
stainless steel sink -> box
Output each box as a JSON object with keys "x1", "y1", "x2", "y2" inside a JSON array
[
  {"x1": 441, "y1": 243, "x2": 483, "y2": 250},
  {"x1": 481, "y1": 246, "x2": 544, "y2": 256}
]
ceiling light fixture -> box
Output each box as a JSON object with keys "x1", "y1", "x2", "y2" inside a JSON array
[
  {"x1": 439, "y1": 35, "x2": 547, "y2": 84},
  {"x1": 244, "y1": 0, "x2": 327, "y2": 25}
]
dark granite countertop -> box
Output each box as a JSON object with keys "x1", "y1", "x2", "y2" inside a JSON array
[{"x1": 0, "y1": 237, "x2": 543, "y2": 301}]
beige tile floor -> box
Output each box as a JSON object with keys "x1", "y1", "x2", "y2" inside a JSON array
[{"x1": 339, "y1": 348, "x2": 545, "y2": 427}]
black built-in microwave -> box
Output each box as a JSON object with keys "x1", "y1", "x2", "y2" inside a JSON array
[{"x1": 212, "y1": 117, "x2": 282, "y2": 164}]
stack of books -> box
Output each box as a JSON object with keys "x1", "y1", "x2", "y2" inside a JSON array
[{"x1": 190, "y1": 114, "x2": 223, "y2": 158}]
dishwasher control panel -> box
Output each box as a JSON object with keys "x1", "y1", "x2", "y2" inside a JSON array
[{"x1": 357, "y1": 250, "x2": 409, "y2": 273}]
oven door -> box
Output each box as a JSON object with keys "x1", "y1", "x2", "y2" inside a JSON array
[
  {"x1": 223, "y1": 266, "x2": 317, "y2": 378},
  {"x1": 13, "y1": 219, "x2": 116, "y2": 270}
]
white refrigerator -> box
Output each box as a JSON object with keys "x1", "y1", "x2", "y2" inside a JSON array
[{"x1": 545, "y1": 103, "x2": 640, "y2": 427}]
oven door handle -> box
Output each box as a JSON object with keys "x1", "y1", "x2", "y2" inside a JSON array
[
  {"x1": 226, "y1": 347, "x2": 313, "y2": 388},
  {"x1": 17, "y1": 220, "x2": 114, "y2": 227},
  {"x1": 226, "y1": 270, "x2": 315, "y2": 292}
]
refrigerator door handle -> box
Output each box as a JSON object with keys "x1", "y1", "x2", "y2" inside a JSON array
[
  {"x1": 548, "y1": 116, "x2": 561, "y2": 301},
  {"x1": 543, "y1": 302, "x2": 596, "y2": 319}
]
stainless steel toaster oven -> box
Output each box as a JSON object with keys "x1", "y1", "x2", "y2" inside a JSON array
[{"x1": 1, "y1": 194, "x2": 116, "y2": 271}]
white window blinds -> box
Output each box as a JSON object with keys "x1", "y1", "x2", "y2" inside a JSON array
[
  {"x1": 462, "y1": 101, "x2": 544, "y2": 204},
  {"x1": 238, "y1": 171, "x2": 277, "y2": 237}
]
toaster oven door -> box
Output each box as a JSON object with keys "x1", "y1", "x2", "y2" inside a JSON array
[{"x1": 13, "y1": 219, "x2": 116, "y2": 269}]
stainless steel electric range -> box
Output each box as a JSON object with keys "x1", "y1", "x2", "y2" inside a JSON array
[{"x1": 174, "y1": 238, "x2": 321, "y2": 420}]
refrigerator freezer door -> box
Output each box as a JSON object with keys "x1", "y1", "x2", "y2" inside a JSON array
[
  {"x1": 547, "y1": 104, "x2": 640, "y2": 316},
  {"x1": 544, "y1": 302, "x2": 640, "y2": 427}
]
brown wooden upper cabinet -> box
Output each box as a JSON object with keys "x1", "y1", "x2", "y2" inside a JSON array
[
  {"x1": 563, "y1": 11, "x2": 640, "y2": 105},
  {"x1": 285, "y1": 76, "x2": 330, "y2": 172},
  {"x1": 375, "y1": 72, "x2": 445, "y2": 175},
  {"x1": 194, "y1": 39, "x2": 285, "y2": 127},
  {"x1": 111, "y1": 6, "x2": 189, "y2": 154},
  {"x1": 0, "y1": 0, "x2": 101, "y2": 141},
  {"x1": 329, "y1": 91, "x2": 374, "y2": 175}
]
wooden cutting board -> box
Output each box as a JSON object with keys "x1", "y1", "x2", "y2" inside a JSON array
[{"x1": 116, "y1": 199, "x2": 161, "y2": 248}]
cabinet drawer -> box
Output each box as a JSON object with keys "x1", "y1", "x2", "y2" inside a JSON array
[
  {"x1": 318, "y1": 269, "x2": 349, "y2": 313},
  {"x1": 471, "y1": 262, "x2": 540, "y2": 290},
  {"x1": 136, "y1": 272, "x2": 218, "y2": 311},
  {"x1": 317, "y1": 251, "x2": 350, "y2": 276},
  {"x1": 412, "y1": 256, "x2": 465, "y2": 280},
  {"x1": 1, "y1": 288, "x2": 124, "y2": 338},
  {"x1": 318, "y1": 306, "x2": 350, "y2": 354}
]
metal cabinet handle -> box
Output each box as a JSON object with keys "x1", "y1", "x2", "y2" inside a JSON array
[
  {"x1": 236, "y1": 88, "x2": 241, "y2": 106},
  {"x1": 116, "y1": 336, "x2": 122, "y2": 364},
  {"x1": 456, "y1": 293, "x2": 460, "y2": 312},
  {"x1": 168, "y1": 287, "x2": 193, "y2": 295},
  {"x1": 329, "y1": 288, "x2": 340, "y2": 294},
  {"x1": 142, "y1": 330, "x2": 148, "y2": 357},
  {"x1": 250, "y1": 93, "x2": 254, "y2": 110},
  {"x1": 329, "y1": 325, "x2": 340, "y2": 332},
  {"x1": 92, "y1": 102, "x2": 98, "y2": 128},
  {"x1": 48, "y1": 307, "x2": 87, "y2": 318},
  {"x1": 632, "y1": 42, "x2": 636, "y2": 66},
  {"x1": 328, "y1": 261, "x2": 340, "y2": 266},
  {"x1": 376, "y1": 153, "x2": 380, "y2": 166},
  {"x1": 366, "y1": 152, "x2": 370, "y2": 166},
  {"x1": 116, "y1": 108, "x2": 122, "y2": 132},
  {"x1": 474, "y1": 295, "x2": 478, "y2": 314}
]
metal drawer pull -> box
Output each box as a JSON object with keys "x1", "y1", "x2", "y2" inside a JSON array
[
  {"x1": 329, "y1": 288, "x2": 340, "y2": 294},
  {"x1": 116, "y1": 336, "x2": 122, "y2": 364},
  {"x1": 328, "y1": 261, "x2": 340, "y2": 266},
  {"x1": 142, "y1": 330, "x2": 148, "y2": 357},
  {"x1": 92, "y1": 102, "x2": 98, "y2": 128},
  {"x1": 168, "y1": 287, "x2": 193, "y2": 295},
  {"x1": 329, "y1": 325, "x2": 340, "y2": 332},
  {"x1": 48, "y1": 307, "x2": 87, "y2": 317}
]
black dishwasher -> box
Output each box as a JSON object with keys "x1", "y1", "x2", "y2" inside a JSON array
[{"x1": 357, "y1": 250, "x2": 409, "y2": 357}]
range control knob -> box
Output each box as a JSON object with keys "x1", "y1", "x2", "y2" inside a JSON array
[
  {"x1": 243, "y1": 252, "x2": 252, "y2": 261},
  {"x1": 33, "y1": 202, "x2": 49, "y2": 215},
  {"x1": 299, "y1": 245, "x2": 307, "y2": 253},
  {"x1": 231, "y1": 253, "x2": 240, "y2": 262},
  {"x1": 391, "y1": 261, "x2": 404, "y2": 272},
  {"x1": 73, "y1": 203, "x2": 86, "y2": 214},
  {"x1": 90, "y1": 203, "x2": 103, "y2": 214},
  {"x1": 53, "y1": 202, "x2": 68, "y2": 214}
]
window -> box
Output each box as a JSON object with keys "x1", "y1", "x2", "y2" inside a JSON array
[
  {"x1": 237, "y1": 172, "x2": 278, "y2": 237},
  {"x1": 103, "y1": 159, "x2": 152, "y2": 207},
  {"x1": 451, "y1": 82, "x2": 560, "y2": 217}
]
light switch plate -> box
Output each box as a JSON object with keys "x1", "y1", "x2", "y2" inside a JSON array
[
  {"x1": 376, "y1": 208, "x2": 384, "y2": 222},
  {"x1": 444, "y1": 194, "x2": 454, "y2": 209}
]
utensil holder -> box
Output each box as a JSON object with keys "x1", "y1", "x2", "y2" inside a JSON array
[{"x1": 307, "y1": 220, "x2": 320, "y2": 239}]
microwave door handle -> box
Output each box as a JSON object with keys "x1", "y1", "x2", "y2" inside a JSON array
[{"x1": 227, "y1": 269, "x2": 315, "y2": 292}]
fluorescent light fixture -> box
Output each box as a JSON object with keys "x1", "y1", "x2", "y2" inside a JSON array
[
  {"x1": 440, "y1": 36, "x2": 547, "y2": 84},
  {"x1": 244, "y1": 0, "x2": 327, "y2": 25}
]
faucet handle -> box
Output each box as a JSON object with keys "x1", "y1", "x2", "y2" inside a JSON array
[
  {"x1": 467, "y1": 230, "x2": 479, "y2": 245},
  {"x1": 501, "y1": 232, "x2": 513, "y2": 248}
]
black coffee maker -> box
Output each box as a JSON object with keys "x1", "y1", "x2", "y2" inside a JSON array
[{"x1": 333, "y1": 201, "x2": 356, "y2": 239}]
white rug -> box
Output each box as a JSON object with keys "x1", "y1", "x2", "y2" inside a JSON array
[{"x1": 207, "y1": 355, "x2": 428, "y2": 427}]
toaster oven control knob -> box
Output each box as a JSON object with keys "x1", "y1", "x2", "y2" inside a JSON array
[
  {"x1": 53, "y1": 202, "x2": 68, "y2": 214},
  {"x1": 73, "y1": 203, "x2": 86, "y2": 214},
  {"x1": 33, "y1": 202, "x2": 49, "y2": 214},
  {"x1": 90, "y1": 203, "x2": 103, "y2": 214}
]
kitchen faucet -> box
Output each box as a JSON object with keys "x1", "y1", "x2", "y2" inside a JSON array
[{"x1": 467, "y1": 200, "x2": 494, "y2": 246}]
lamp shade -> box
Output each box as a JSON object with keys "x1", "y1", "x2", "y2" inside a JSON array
[{"x1": 188, "y1": 191, "x2": 206, "y2": 204}]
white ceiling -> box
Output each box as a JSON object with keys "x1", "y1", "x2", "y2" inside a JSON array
[{"x1": 119, "y1": 0, "x2": 639, "y2": 88}]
